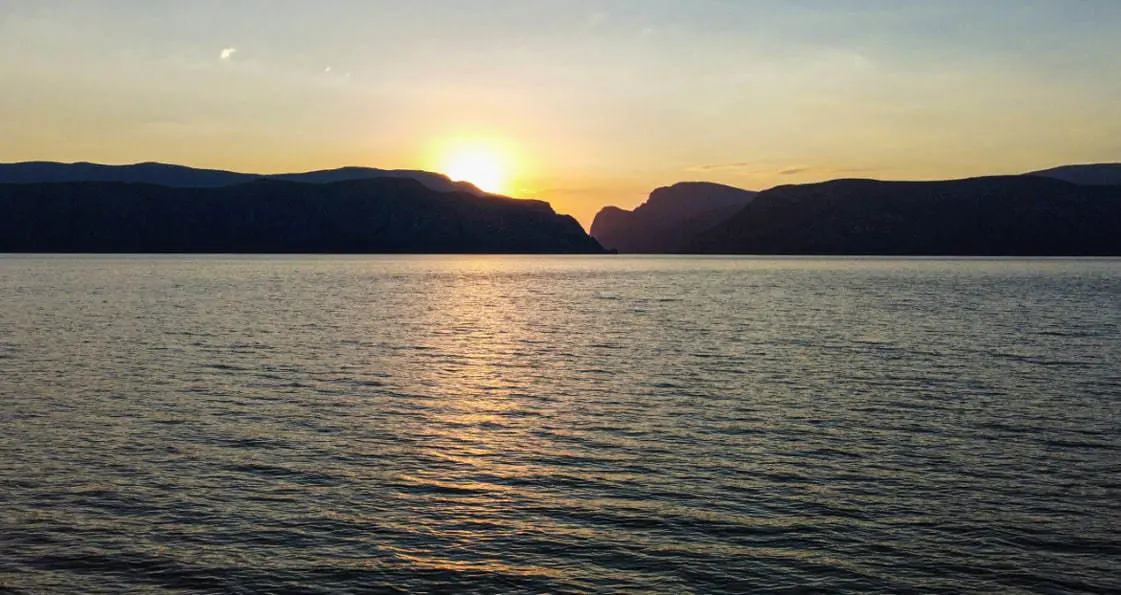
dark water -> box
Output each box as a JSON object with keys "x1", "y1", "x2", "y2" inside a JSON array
[{"x1": 2, "y1": 255, "x2": 1119, "y2": 594}]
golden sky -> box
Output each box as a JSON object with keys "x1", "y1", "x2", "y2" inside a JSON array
[{"x1": 2, "y1": 1, "x2": 1120, "y2": 228}]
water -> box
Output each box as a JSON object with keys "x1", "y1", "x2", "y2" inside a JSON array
[{"x1": 1, "y1": 255, "x2": 1119, "y2": 594}]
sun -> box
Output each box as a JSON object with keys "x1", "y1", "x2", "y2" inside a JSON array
[
  {"x1": 446, "y1": 153, "x2": 505, "y2": 194},
  {"x1": 437, "y1": 142, "x2": 512, "y2": 195}
]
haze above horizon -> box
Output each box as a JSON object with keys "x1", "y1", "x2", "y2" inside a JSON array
[{"x1": 2, "y1": 0, "x2": 1120, "y2": 227}]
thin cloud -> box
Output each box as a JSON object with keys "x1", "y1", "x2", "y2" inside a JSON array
[
  {"x1": 687, "y1": 162, "x2": 756, "y2": 172},
  {"x1": 814, "y1": 167, "x2": 881, "y2": 176},
  {"x1": 219, "y1": 47, "x2": 237, "y2": 61},
  {"x1": 687, "y1": 162, "x2": 880, "y2": 177}
]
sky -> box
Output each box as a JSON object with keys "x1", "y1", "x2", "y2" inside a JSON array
[{"x1": 2, "y1": 0, "x2": 1120, "y2": 228}]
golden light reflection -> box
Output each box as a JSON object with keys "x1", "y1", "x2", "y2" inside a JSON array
[{"x1": 399, "y1": 265, "x2": 553, "y2": 472}]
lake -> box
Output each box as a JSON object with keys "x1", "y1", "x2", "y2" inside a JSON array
[{"x1": 1, "y1": 255, "x2": 1119, "y2": 593}]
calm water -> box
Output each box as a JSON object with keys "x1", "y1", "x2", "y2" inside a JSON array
[{"x1": 1, "y1": 255, "x2": 1120, "y2": 594}]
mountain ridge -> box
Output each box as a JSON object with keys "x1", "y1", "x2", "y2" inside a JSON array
[
  {"x1": 592, "y1": 163, "x2": 1121, "y2": 255},
  {"x1": 688, "y1": 175, "x2": 1121, "y2": 255},
  {"x1": 0, "y1": 161, "x2": 484, "y2": 195},
  {"x1": 0, "y1": 177, "x2": 603, "y2": 254},
  {"x1": 1026, "y1": 163, "x2": 1121, "y2": 186}
]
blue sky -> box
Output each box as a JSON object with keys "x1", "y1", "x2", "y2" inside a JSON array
[{"x1": 2, "y1": 0, "x2": 1119, "y2": 225}]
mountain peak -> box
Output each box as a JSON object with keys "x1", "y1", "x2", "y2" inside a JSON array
[{"x1": 590, "y1": 181, "x2": 756, "y2": 253}]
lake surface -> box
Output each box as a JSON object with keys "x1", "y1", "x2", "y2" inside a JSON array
[{"x1": 2, "y1": 255, "x2": 1119, "y2": 594}]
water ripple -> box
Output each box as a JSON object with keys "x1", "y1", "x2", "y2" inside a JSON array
[{"x1": 1, "y1": 255, "x2": 1120, "y2": 593}]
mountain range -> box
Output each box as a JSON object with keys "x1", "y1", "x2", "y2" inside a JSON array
[
  {"x1": 591, "y1": 164, "x2": 1121, "y2": 256},
  {"x1": 5, "y1": 161, "x2": 1121, "y2": 255},
  {"x1": 0, "y1": 161, "x2": 484, "y2": 194},
  {"x1": 0, "y1": 163, "x2": 602, "y2": 253},
  {"x1": 690, "y1": 175, "x2": 1121, "y2": 255}
]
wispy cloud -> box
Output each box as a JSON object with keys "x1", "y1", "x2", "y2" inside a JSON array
[
  {"x1": 686, "y1": 162, "x2": 880, "y2": 178},
  {"x1": 219, "y1": 47, "x2": 237, "y2": 62},
  {"x1": 687, "y1": 162, "x2": 756, "y2": 172},
  {"x1": 792, "y1": 166, "x2": 879, "y2": 177}
]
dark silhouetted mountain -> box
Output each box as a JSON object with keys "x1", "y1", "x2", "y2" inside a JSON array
[
  {"x1": 1027, "y1": 163, "x2": 1121, "y2": 186},
  {"x1": 0, "y1": 161, "x2": 483, "y2": 194},
  {"x1": 0, "y1": 178, "x2": 604, "y2": 254},
  {"x1": 267, "y1": 167, "x2": 482, "y2": 193},
  {"x1": 590, "y1": 182, "x2": 757, "y2": 252},
  {"x1": 688, "y1": 176, "x2": 1121, "y2": 255},
  {"x1": 0, "y1": 161, "x2": 251, "y2": 187}
]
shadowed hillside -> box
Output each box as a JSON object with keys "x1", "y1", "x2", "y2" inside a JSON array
[
  {"x1": 0, "y1": 178, "x2": 603, "y2": 254},
  {"x1": 689, "y1": 176, "x2": 1121, "y2": 255},
  {"x1": 1028, "y1": 163, "x2": 1121, "y2": 186},
  {"x1": 590, "y1": 182, "x2": 757, "y2": 253}
]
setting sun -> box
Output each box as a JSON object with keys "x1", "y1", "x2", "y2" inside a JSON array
[
  {"x1": 446, "y1": 153, "x2": 505, "y2": 194},
  {"x1": 435, "y1": 141, "x2": 514, "y2": 195}
]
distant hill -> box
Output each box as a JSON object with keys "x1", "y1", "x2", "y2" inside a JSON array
[
  {"x1": 1027, "y1": 163, "x2": 1121, "y2": 186},
  {"x1": 0, "y1": 161, "x2": 483, "y2": 194},
  {"x1": 0, "y1": 178, "x2": 604, "y2": 254},
  {"x1": 689, "y1": 176, "x2": 1121, "y2": 255},
  {"x1": 590, "y1": 182, "x2": 757, "y2": 253}
]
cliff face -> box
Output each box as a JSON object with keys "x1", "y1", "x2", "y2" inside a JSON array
[
  {"x1": 590, "y1": 182, "x2": 757, "y2": 253},
  {"x1": 0, "y1": 178, "x2": 604, "y2": 254},
  {"x1": 688, "y1": 176, "x2": 1121, "y2": 255}
]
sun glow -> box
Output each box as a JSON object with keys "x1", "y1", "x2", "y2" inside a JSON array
[
  {"x1": 436, "y1": 141, "x2": 514, "y2": 195},
  {"x1": 446, "y1": 154, "x2": 505, "y2": 194}
]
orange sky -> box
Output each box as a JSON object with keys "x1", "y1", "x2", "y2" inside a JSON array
[{"x1": 3, "y1": 1, "x2": 1120, "y2": 229}]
